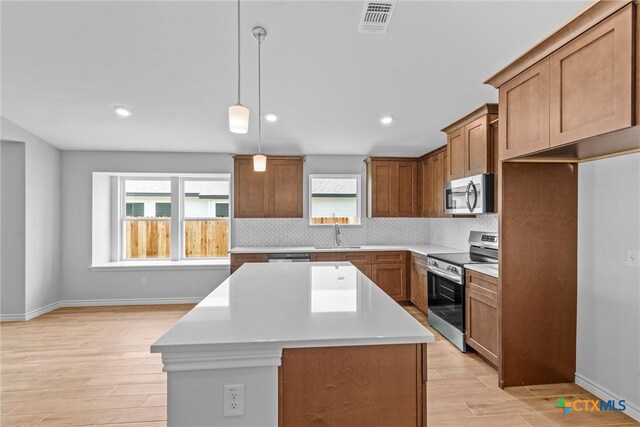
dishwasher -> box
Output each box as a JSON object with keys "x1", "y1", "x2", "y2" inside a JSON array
[{"x1": 267, "y1": 253, "x2": 311, "y2": 263}]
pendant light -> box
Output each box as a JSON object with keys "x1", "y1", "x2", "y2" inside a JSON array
[
  {"x1": 228, "y1": 0, "x2": 249, "y2": 134},
  {"x1": 252, "y1": 26, "x2": 267, "y2": 172}
]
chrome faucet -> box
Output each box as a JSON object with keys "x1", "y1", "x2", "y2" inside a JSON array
[{"x1": 333, "y1": 223, "x2": 342, "y2": 246}]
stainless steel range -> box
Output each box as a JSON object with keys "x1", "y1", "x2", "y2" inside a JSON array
[{"x1": 427, "y1": 231, "x2": 498, "y2": 351}]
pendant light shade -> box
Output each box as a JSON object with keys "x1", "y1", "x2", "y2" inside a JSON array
[
  {"x1": 228, "y1": 104, "x2": 249, "y2": 134},
  {"x1": 229, "y1": 0, "x2": 249, "y2": 134},
  {"x1": 253, "y1": 153, "x2": 267, "y2": 172}
]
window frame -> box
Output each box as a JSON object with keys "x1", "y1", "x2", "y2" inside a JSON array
[
  {"x1": 114, "y1": 174, "x2": 231, "y2": 262},
  {"x1": 308, "y1": 174, "x2": 362, "y2": 226}
]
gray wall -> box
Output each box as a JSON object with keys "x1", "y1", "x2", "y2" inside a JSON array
[
  {"x1": 60, "y1": 151, "x2": 233, "y2": 302},
  {"x1": 1, "y1": 116, "x2": 62, "y2": 317},
  {"x1": 1, "y1": 141, "x2": 26, "y2": 316},
  {"x1": 577, "y1": 153, "x2": 640, "y2": 417}
]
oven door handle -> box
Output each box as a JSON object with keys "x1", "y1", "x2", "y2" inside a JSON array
[{"x1": 427, "y1": 265, "x2": 463, "y2": 284}]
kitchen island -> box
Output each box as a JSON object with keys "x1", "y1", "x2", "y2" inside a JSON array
[{"x1": 152, "y1": 262, "x2": 434, "y2": 426}]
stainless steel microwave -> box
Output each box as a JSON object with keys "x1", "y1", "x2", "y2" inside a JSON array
[{"x1": 444, "y1": 174, "x2": 494, "y2": 215}]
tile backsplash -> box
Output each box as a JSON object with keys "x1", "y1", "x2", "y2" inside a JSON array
[
  {"x1": 233, "y1": 215, "x2": 498, "y2": 251},
  {"x1": 428, "y1": 214, "x2": 499, "y2": 251}
]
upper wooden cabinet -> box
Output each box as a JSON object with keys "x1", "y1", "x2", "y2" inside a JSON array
[
  {"x1": 366, "y1": 158, "x2": 418, "y2": 217},
  {"x1": 446, "y1": 127, "x2": 465, "y2": 180},
  {"x1": 234, "y1": 156, "x2": 304, "y2": 218},
  {"x1": 499, "y1": 60, "x2": 550, "y2": 160},
  {"x1": 443, "y1": 104, "x2": 498, "y2": 175},
  {"x1": 487, "y1": 2, "x2": 638, "y2": 162},
  {"x1": 419, "y1": 146, "x2": 447, "y2": 218},
  {"x1": 549, "y1": 5, "x2": 633, "y2": 147}
]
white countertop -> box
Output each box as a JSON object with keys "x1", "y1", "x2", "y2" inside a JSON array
[
  {"x1": 464, "y1": 263, "x2": 499, "y2": 278},
  {"x1": 151, "y1": 262, "x2": 435, "y2": 354},
  {"x1": 229, "y1": 243, "x2": 462, "y2": 258}
]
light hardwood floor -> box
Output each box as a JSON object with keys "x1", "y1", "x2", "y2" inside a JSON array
[{"x1": 1, "y1": 304, "x2": 637, "y2": 426}]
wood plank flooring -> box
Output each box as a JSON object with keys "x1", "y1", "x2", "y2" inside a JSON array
[{"x1": 1, "y1": 304, "x2": 637, "y2": 426}]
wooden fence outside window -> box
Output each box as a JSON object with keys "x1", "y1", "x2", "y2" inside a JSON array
[{"x1": 125, "y1": 220, "x2": 229, "y2": 259}]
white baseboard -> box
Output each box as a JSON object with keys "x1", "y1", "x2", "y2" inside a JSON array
[
  {"x1": 575, "y1": 373, "x2": 640, "y2": 422},
  {"x1": 0, "y1": 301, "x2": 61, "y2": 322},
  {"x1": 59, "y1": 297, "x2": 203, "y2": 307},
  {"x1": 0, "y1": 297, "x2": 202, "y2": 322}
]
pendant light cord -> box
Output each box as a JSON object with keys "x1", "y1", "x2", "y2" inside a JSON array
[
  {"x1": 236, "y1": 0, "x2": 241, "y2": 104},
  {"x1": 257, "y1": 34, "x2": 262, "y2": 153}
]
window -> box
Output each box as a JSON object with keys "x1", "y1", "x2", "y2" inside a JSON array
[
  {"x1": 215, "y1": 203, "x2": 229, "y2": 218},
  {"x1": 118, "y1": 175, "x2": 230, "y2": 261},
  {"x1": 155, "y1": 203, "x2": 171, "y2": 217},
  {"x1": 123, "y1": 179, "x2": 172, "y2": 260},
  {"x1": 182, "y1": 180, "x2": 230, "y2": 258},
  {"x1": 309, "y1": 174, "x2": 361, "y2": 225},
  {"x1": 126, "y1": 202, "x2": 144, "y2": 217}
]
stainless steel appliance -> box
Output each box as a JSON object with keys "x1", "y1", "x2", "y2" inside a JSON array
[
  {"x1": 427, "y1": 231, "x2": 498, "y2": 351},
  {"x1": 267, "y1": 253, "x2": 311, "y2": 262},
  {"x1": 444, "y1": 174, "x2": 494, "y2": 215}
]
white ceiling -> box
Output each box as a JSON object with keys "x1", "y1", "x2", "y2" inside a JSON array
[{"x1": 1, "y1": 0, "x2": 588, "y2": 156}]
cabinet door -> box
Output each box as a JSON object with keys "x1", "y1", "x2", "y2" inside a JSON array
[
  {"x1": 410, "y1": 259, "x2": 428, "y2": 313},
  {"x1": 549, "y1": 5, "x2": 633, "y2": 148},
  {"x1": 409, "y1": 262, "x2": 419, "y2": 306},
  {"x1": 499, "y1": 58, "x2": 550, "y2": 160},
  {"x1": 420, "y1": 157, "x2": 434, "y2": 217},
  {"x1": 369, "y1": 161, "x2": 394, "y2": 217},
  {"x1": 234, "y1": 158, "x2": 269, "y2": 218},
  {"x1": 372, "y1": 263, "x2": 406, "y2": 301},
  {"x1": 269, "y1": 158, "x2": 303, "y2": 218},
  {"x1": 464, "y1": 116, "x2": 489, "y2": 176},
  {"x1": 447, "y1": 127, "x2": 465, "y2": 180},
  {"x1": 397, "y1": 161, "x2": 418, "y2": 217},
  {"x1": 416, "y1": 264, "x2": 429, "y2": 313},
  {"x1": 432, "y1": 152, "x2": 445, "y2": 217},
  {"x1": 465, "y1": 271, "x2": 498, "y2": 366}
]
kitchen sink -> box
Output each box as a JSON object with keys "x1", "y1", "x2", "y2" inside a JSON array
[{"x1": 314, "y1": 246, "x2": 362, "y2": 249}]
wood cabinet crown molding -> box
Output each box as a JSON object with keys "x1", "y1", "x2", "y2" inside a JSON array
[
  {"x1": 440, "y1": 104, "x2": 498, "y2": 134},
  {"x1": 484, "y1": 0, "x2": 633, "y2": 88}
]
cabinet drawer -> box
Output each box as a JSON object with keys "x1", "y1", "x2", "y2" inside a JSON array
[
  {"x1": 466, "y1": 270, "x2": 498, "y2": 294},
  {"x1": 411, "y1": 253, "x2": 429, "y2": 267},
  {"x1": 343, "y1": 252, "x2": 372, "y2": 264},
  {"x1": 372, "y1": 251, "x2": 406, "y2": 264},
  {"x1": 311, "y1": 252, "x2": 343, "y2": 262},
  {"x1": 230, "y1": 253, "x2": 268, "y2": 273},
  {"x1": 231, "y1": 253, "x2": 268, "y2": 264}
]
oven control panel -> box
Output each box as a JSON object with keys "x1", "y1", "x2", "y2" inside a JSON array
[{"x1": 426, "y1": 257, "x2": 463, "y2": 284}]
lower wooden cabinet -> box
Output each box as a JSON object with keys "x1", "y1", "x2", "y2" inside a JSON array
[
  {"x1": 371, "y1": 263, "x2": 406, "y2": 301},
  {"x1": 310, "y1": 251, "x2": 407, "y2": 301},
  {"x1": 465, "y1": 269, "x2": 499, "y2": 366},
  {"x1": 230, "y1": 253, "x2": 268, "y2": 273},
  {"x1": 410, "y1": 254, "x2": 429, "y2": 313}
]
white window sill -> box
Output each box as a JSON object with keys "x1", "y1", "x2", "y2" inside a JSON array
[{"x1": 89, "y1": 259, "x2": 230, "y2": 272}]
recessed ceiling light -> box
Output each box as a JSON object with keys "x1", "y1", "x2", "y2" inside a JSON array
[
  {"x1": 113, "y1": 106, "x2": 132, "y2": 117},
  {"x1": 380, "y1": 115, "x2": 393, "y2": 125},
  {"x1": 264, "y1": 113, "x2": 278, "y2": 122}
]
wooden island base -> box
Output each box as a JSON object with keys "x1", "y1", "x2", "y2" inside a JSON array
[{"x1": 279, "y1": 343, "x2": 427, "y2": 427}]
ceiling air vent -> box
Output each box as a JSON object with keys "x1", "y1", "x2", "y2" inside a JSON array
[{"x1": 358, "y1": 1, "x2": 396, "y2": 34}]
